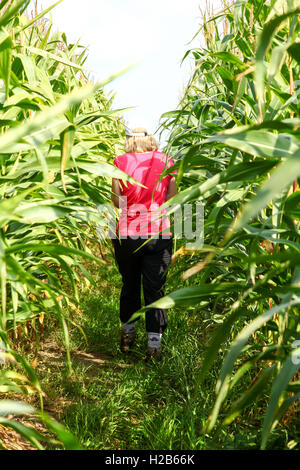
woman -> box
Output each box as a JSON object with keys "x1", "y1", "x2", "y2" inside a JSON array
[{"x1": 111, "y1": 128, "x2": 177, "y2": 361}]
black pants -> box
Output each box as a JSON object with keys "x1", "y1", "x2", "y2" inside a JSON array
[{"x1": 112, "y1": 237, "x2": 173, "y2": 333}]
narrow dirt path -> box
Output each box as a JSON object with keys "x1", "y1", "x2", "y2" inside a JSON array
[{"x1": 0, "y1": 337, "x2": 132, "y2": 450}]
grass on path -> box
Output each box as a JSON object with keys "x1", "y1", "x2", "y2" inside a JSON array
[{"x1": 32, "y1": 244, "x2": 296, "y2": 450}]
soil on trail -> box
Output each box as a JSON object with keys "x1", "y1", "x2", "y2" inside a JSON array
[
  {"x1": 38, "y1": 340, "x2": 132, "y2": 375},
  {"x1": 0, "y1": 421, "x2": 43, "y2": 451}
]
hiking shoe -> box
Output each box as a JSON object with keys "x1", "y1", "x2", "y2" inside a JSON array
[
  {"x1": 120, "y1": 331, "x2": 136, "y2": 353},
  {"x1": 145, "y1": 347, "x2": 162, "y2": 363}
]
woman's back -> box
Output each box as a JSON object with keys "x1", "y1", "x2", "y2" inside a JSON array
[
  {"x1": 113, "y1": 150, "x2": 174, "y2": 237},
  {"x1": 113, "y1": 151, "x2": 173, "y2": 208}
]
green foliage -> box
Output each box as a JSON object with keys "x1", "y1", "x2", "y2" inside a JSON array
[
  {"x1": 0, "y1": 0, "x2": 128, "y2": 449},
  {"x1": 156, "y1": 0, "x2": 300, "y2": 449},
  {"x1": 1, "y1": 0, "x2": 300, "y2": 451}
]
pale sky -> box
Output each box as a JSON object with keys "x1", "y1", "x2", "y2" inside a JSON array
[{"x1": 33, "y1": 0, "x2": 224, "y2": 138}]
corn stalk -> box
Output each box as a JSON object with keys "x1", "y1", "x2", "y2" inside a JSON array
[{"x1": 153, "y1": 0, "x2": 300, "y2": 449}]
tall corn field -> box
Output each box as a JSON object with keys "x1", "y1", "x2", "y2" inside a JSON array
[
  {"x1": 0, "y1": 0, "x2": 130, "y2": 449},
  {"x1": 1, "y1": 0, "x2": 300, "y2": 451},
  {"x1": 155, "y1": 0, "x2": 300, "y2": 449}
]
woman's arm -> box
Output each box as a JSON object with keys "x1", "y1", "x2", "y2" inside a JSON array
[
  {"x1": 165, "y1": 176, "x2": 177, "y2": 202},
  {"x1": 111, "y1": 178, "x2": 122, "y2": 208}
]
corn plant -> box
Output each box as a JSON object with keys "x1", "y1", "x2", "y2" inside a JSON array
[
  {"x1": 0, "y1": 0, "x2": 131, "y2": 448},
  {"x1": 150, "y1": 0, "x2": 300, "y2": 449}
]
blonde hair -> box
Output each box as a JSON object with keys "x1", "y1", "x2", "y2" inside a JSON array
[{"x1": 125, "y1": 128, "x2": 159, "y2": 153}]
